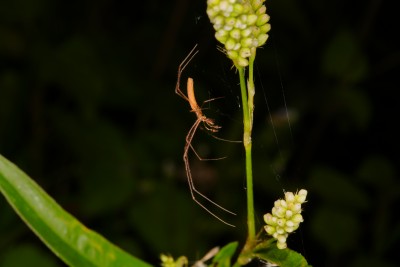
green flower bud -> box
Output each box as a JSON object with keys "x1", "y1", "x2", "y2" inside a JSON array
[
  {"x1": 260, "y1": 23, "x2": 271, "y2": 34},
  {"x1": 214, "y1": 15, "x2": 225, "y2": 27},
  {"x1": 215, "y1": 30, "x2": 229, "y2": 43},
  {"x1": 227, "y1": 50, "x2": 239, "y2": 60},
  {"x1": 256, "y1": 14, "x2": 270, "y2": 26},
  {"x1": 247, "y1": 14, "x2": 258, "y2": 26},
  {"x1": 226, "y1": 38, "x2": 237, "y2": 50},
  {"x1": 225, "y1": 17, "x2": 236, "y2": 27},
  {"x1": 292, "y1": 213, "x2": 304, "y2": 224},
  {"x1": 241, "y1": 28, "x2": 252, "y2": 38},
  {"x1": 252, "y1": 0, "x2": 264, "y2": 11},
  {"x1": 258, "y1": 33, "x2": 269, "y2": 46},
  {"x1": 263, "y1": 213, "x2": 273, "y2": 224},
  {"x1": 264, "y1": 225, "x2": 275, "y2": 235},
  {"x1": 277, "y1": 241, "x2": 287, "y2": 249},
  {"x1": 241, "y1": 37, "x2": 253, "y2": 48},
  {"x1": 236, "y1": 57, "x2": 249, "y2": 67},
  {"x1": 233, "y1": 3, "x2": 244, "y2": 15},
  {"x1": 256, "y1": 5, "x2": 267, "y2": 15},
  {"x1": 252, "y1": 26, "x2": 261, "y2": 37},
  {"x1": 240, "y1": 47, "x2": 251, "y2": 58},
  {"x1": 230, "y1": 28, "x2": 241, "y2": 40}
]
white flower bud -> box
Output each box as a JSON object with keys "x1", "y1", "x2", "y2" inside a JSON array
[
  {"x1": 291, "y1": 203, "x2": 302, "y2": 213},
  {"x1": 214, "y1": 16, "x2": 225, "y2": 26},
  {"x1": 297, "y1": 189, "x2": 308, "y2": 203},
  {"x1": 276, "y1": 227, "x2": 285, "y2": 235},
  {"x1": 285, "y1": 226, "x2": 295, "y2": 233},
  {"x1": 285, "y1": 192, "x2": 295, "y2": 202},
  {"x1": 219, "y1": 1, "x2": 229, "y2": 12},
  {"x1": 286, "y1": 220, "x2": 295, "y2": 228},
  {"x1": 207, "y1": 8, "x2": 218, "y2": 18},
  {"x1": 277, "y1": 234, "x2": 287, "y2": 244},
  {"x1": 263, "y1": 213, "x2": 274, "y2": 224},
  {"x1": 285, "y1": 209, "x2": 293, "y2": 219},
  {"x1": 277, "y1": 218, "x2": 286, "y2": 227}
]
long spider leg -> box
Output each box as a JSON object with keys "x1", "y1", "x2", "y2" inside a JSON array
[
  {"x1": 206, "y1": 132, "x2": 242, "y2": 143},
  {"x1": 184, "y1": 119, "x2": 236, "y2": 218},
  {"x1": 179, "y1": 44, "x2": 199, "y2": 74},
  {"x1": 189, "y1": 143, "x2": 227, "y2": 161},
  {"x1": 175, "y1": 45, "x2": 199, "y2": 100}
]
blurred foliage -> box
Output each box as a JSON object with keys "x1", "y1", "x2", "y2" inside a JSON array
[{"x1": 0, "y1": 0, "x2": 398, "y2": 267}]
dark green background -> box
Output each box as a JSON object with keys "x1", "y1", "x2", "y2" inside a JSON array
[{"x1": 1, "y1": 0, "x2": 398, "y2": 266}]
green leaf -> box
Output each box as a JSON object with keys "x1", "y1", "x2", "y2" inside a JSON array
[
  {"x1": 212, "y1": 241, "x2": 238, "y2": 267},
  {"x1": 253, "y1": 239, "x2": 310, "y2": 267},
  {"x1": 0, "y1": 154, "x2": 153, "y2": 267}
]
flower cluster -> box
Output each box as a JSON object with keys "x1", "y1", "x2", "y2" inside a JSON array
[
  {"x1": 263, "y1": 189, "x2": 308, "y2": 249},
  {"x1": 160, "y1": 254, "x2": 188, "y2": 267},
  {"x1": 206, "y1": 0, "x2": 271, "y2": 67}
]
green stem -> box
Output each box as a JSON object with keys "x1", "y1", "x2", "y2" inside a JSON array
[{"x1": 238, "y1": 66, "x2": 255, "y2": 240}]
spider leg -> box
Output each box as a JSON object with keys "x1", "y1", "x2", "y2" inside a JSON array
[
  {"x1": 175, "y1": 45, "x2": 199, "y2": 100},
  {"x1": 183, "y1": 119, "x2": 236, "y2": 226},
  {"x1": 189, "y1": 142, "x2": 227, "y2": 161}
]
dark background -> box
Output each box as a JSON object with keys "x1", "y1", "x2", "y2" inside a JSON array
[{"x1": 1, "y1": 0, "x2": 399, "y2": 266}]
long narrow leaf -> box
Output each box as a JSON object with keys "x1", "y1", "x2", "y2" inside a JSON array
[{"x1": 0, "y1": 154, "x2": 153, "y2": 267}]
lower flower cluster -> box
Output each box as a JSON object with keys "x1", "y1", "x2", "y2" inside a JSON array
[{"x1": 263, "y1": 189, "x2": 308, "y2": 249}]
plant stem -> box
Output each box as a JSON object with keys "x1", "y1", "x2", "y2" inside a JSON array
[{"x1": 238, "y1": 66, "x2": 256, "y2": 240}]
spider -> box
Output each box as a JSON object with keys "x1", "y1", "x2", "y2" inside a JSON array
[{"x1": 175, "y1": 44, "x2": 236, "y2": 227}]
